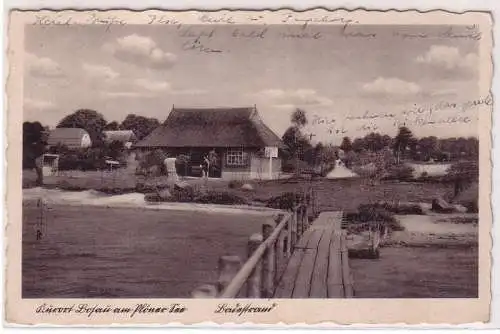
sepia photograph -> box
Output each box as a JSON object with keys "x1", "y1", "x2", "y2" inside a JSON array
[
  {"x1": 6, "y1": 8, "x2": 493, "y2": 325},
  {"x1": 20, "y1": 17, "x2": 488, "y2": 300}
]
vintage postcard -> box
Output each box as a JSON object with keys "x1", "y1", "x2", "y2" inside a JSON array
[{"x1": 5, "y1": 8, "x2": 493, "y2": 325}]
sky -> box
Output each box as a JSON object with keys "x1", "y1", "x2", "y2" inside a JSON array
[{"x1": 23, "y1": 24, "x2": 483, "y2": 145}]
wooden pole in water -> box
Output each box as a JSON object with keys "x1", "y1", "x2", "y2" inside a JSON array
[
  {"x1": 247, "y1": 233, "x2": 263, "y2": 298},
  {"x1": 217, "y1": 255, "x2": 242, "y2": 295},
  {"x1": 261, "y1": 219, "x2": 276, "y2": 298}
]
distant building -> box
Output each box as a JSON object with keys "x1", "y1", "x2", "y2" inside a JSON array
[
  {"x1": 103, "y1": 130, "x2": 137, "y2": 149},
  {"x1": 47, "y1": 128, "x2": 92, "y2": 149},
  {"x1": 134, "y1": 106, "x2": 283, "y2": 180}
]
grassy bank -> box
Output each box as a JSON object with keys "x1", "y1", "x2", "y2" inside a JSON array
[{"x1": 24, "y1": 169, "x2": 456, "y2": 213}]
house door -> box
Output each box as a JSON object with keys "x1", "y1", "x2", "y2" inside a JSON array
[
  {"x1": 207, "y1": 149, "x2": 222, "y2": 178},
  {"x1": 188, "y1": 149, "x2": 222, "y2": 178}
]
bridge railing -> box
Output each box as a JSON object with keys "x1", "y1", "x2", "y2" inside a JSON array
[{"x1": 191, "y1": 187, "x2": 317, "y2": 298}]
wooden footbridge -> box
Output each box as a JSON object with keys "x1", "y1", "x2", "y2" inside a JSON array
[
  {"x1": 274, "y1": 211, "x2": 353, "y2": 298},
  {"x1": 192, "y1": 190, "x2": 354, "y2": 298}
]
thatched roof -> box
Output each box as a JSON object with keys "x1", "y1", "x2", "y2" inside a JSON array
[
  {"x1": 134, "y1": 106, "x2": 283, "y2": 148},
  {"x1": 47, "y1": 128, "x2": 91, "y2": 148},
  {"x1": 103, "y1": 130, "x2": 137, "y2": 143}
]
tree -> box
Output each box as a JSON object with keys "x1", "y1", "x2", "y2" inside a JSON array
[
  {"x1": 104, "y1": 121, "x2": 121, "y2": 131},
  {"x1": 351, "y1": 137, "x2": 365, "y2": 153},
  {"x1": 281, "y1": 108, "x2": 313, "y2": 173},
  {"x1": 364, "y1": 132, "x2": 384, "y2": 151},
  {"x1": 291, "y1": 108, "x2": 308, "y2": 128},
  {"x1": 416, "y1": 136, "x2": 438, "y2": 161},
  {"x1": 57, "y1": 109, "x2": 107, "y2": 147},
  {"x1": 106, "y1": 140, "x2": 126, "y2": 161},
  {"x1": 313, "y1": 142, "x2": 324, "y2": 166},
  {"x1": 23, "y1": 121, "x2": 47, "y2": 185},
  {"x1": 121, "y1": 114, "x2": 160, "y2": 140},
  {"x1": 340, "y1": 136, "x2": 352, "y2": 152},
  {"x1": 381, "y1": 135, "x2": 392, "y2": 148},
  {"x1": 281, "y1": 126, "x2": 312, "y2": 161},
  {"x1": 393, "y1": 126, "x2": 414, "y2": 163}
]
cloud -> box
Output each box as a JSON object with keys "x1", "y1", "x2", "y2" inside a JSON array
[
  {"x1": 100, "y1": 76, "x2": 207, "y2": 99},
  {"x1": 134, "y1": 78, "x2": 207, "y2": 94},
  {"x1": 26, "y1": 53, "x2": 64, "y2": 78},
  {"x1": 82, "y1": 63, "x2": 120, "y2": 81},
  {"x1": 429, "y1": 88, "x2": 459, "y2": 97},
  {"x1": 254, "y1": 89, "x2": 333, "y2": 108},
  {"x1": 362, "y1": 77, "x2": 421, "y2": 96},
  {"x1": 100, "y1": 91, "x2": 154, "y2": 99},
  {"x1": 104, "y1": 34, "x2": 177, "y2": 69},
  {"x1": 416, "y1": 45, "x2": 478, "y2": 72},
  {"x1": 135, "y1": 78, "x2": 171, "y2": 92},
  {"x1": 24, "y1": 98, "x2": 56, "y2": 110},
  {"x1": 171, "y1": 88, "x2": 208, "y2": 95}
]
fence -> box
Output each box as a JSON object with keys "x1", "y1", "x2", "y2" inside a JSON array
[{"x1": 191, "y1": 187, "x2": 318, "y2": 298}]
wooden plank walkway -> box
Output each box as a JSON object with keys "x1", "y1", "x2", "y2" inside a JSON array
[{"x1": 273, "y1": 211, "x2": 353, "y2": 298}]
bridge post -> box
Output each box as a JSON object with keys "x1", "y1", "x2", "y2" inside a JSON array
[
  {"x1": 261, "y1": 219, "x2": 276, "y2": 298},
  {"x1": 247, "y1": 233, "x2": 263, "y2": 298},
  {"x1": 274, "y1": 215, "x2": 285, "y2": 283},
  {"x1": 217, "y1": 255, "x2": 242, "y2": 295}
]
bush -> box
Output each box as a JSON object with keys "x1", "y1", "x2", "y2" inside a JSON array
[
  {"x1": 357, "y1": 204, "x2": 397, "y2": 223},
  {"x1": 58, "y1": 152, "x2": 81, "y2": 170},
  {"x1": 196, "y1": 191, "x2": 247, "y2": 205},
  {"x1": 266, "y1": 192, "x2": 310, "y2": 210},
  {"x1": 445, "y1": 161, "x2": 479, "y2": 181},
  {"x1": 137, "y1": 150, "x2": 168, "y2": 176},
  {"x1": 172, "y1": 184, "x2": 196, "y2": 202},
  {"x1": 144, "y1": 189, "x2": 248, "y2": 205},
  {"x1": 281, "y1": 159, "x2": 311, "y2": 174},
  {"x1": 383, "y1": 164, "x2": 415, "y2": 181},
  {"x1": 371, "y1": 201, "x2": 424, "y2": 215},
  {"x1": 228, "y1": 180, "x2": 244, "y2": 189},
  {"x1": 56, "y1": 148, "x2": 111, "y2": 171},
  {"x1": 346, "y1": 204, "x2": 405, "y2": 232}
]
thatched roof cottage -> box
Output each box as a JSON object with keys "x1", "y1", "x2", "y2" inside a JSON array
[{"x1": 134, "y1": 106, "x2": 283, "y2": 180}]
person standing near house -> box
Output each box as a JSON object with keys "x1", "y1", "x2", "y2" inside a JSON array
[
  {"x1": 201, "y1": 155, "x2": 210, "y2": 178},
  {"x1": 208, "y1": 149, "x2": 219, "y2": 178}
]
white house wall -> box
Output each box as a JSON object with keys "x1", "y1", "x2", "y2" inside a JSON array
[{"x1": 250, "y1": 155, "x2": 282, "y2": 180}]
